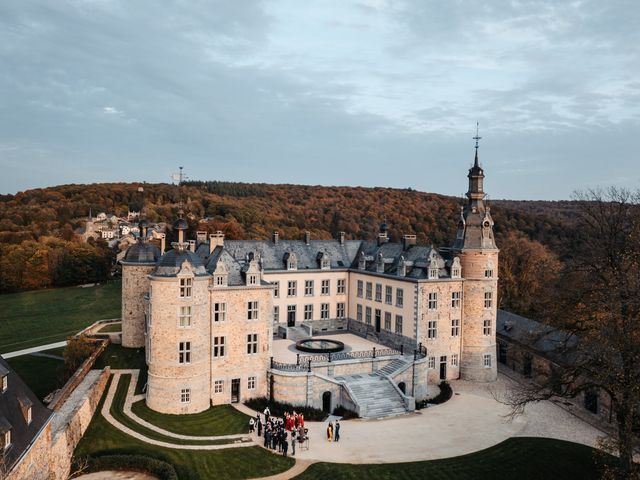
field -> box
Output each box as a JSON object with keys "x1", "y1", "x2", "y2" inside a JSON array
[
  {"x1": 0, "y1": 281, "x2": 121, "y2": 353},
  {"x1": 294, "y1": 437, "x2": 607, "y2": 480}
]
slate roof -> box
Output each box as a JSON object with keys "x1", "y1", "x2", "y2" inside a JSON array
[
  {"x1": 153, "y1": 249, "x2": 208, "y2": 277},
  {"x1": 0, "y1": 356, "x2": 53, "y2": 472},
  {"x1": 356, "y1": 241, "x2": 448, "y2": 279},
  {"x1": 121, "y1": 242, "x2": 161, "y2": 264},
  {"x1": 496, "y1": 310, "x2": 577, "y2": 364}
]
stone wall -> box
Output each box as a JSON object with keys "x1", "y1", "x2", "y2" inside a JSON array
[
  {"x1": 121, "y1": 263, "x2": 155, "y2": 348},
  {"x1": 5, "y1": 421, "x2": 53, "y2": 480}
]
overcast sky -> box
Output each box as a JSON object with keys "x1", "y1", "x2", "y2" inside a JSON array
[{"x1": 0, "y1": 1, "x2": 638, "y2": 199}]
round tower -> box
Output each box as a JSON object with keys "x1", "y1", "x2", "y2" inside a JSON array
[
  {"x1": 452, "y1": 129, "x2": 499, "y2": 382},
  {"x1": 146, "y1": 215, "x2": 211, "y2": 414},
  {"x1": 121, "y1": 219, "x2": 160, "y2": 348}
]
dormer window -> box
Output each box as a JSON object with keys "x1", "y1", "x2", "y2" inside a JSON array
[
  {"x1": 429, "y1": 267, "x2": 438, "y2": 279},
  {"x1": 397, "y1": 256, "x2": 406, "y2": 277},
  {"x1": 2, "y1": 429, "x2": 10, "y2": 451},
  {"x1": 358, "y1": 252, "x2": 366, "y2": 270},
  {"x1": 485, "y1": 260, "x2": 494, "y2": 278},
  {"x1": 248, "y1": 274, "x2": 258, "y2": 285},
  {"x1": 1, "y1": 374, "x2": 7, "y2": 393},
  {"x1": 428, "y1": 256, "x2": 439, "y2": 279},
  {"x1": 26, "y1": 407, "x2": 32, "y2": 425},
  {"x1": 376, "y1": 252, "x2": 384, "y2": 273},
  {"x1": 285, "y1": 252, "x2": 297, "y2": 271},
  {"x1": 451, "y1": 257, "x2": 462, "y2": 279}
]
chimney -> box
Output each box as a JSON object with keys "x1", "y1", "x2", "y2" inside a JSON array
[
  {"x1": 339, "y1": 232, "x2": 345, "y2": 245},
  {"x1": 188, "y1": 240, "x2": 196, "y2": 252},
  {"x1": 402, "y1": 234, "x2": 416, "y2": 250},
  {"x1": 209, "y1": 231, "x2": 224, "y2": 254},
  {"x1": 272, "y1": 231, "x2": 279, "y2": 245},
  {"x1": 196, "y1": 231, "x2": 207, "y2": 245},
  {"x1": 377, "y1": 231, "x2": 388, "y2": 246},
  {"x1": 304, "y1": 231, "x2": 311, "y2": 245},
  {"x1": 159, "y1": 233, "x2": 166, "y2": 255}
]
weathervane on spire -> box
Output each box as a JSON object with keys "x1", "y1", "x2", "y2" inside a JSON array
[{"x1": 473, "y1": 122, "x2": 481, "y2": 150}]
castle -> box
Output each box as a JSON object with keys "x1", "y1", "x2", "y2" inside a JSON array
[{"x1": 120, "y1": 146, "x2": 498, "y2": 415}]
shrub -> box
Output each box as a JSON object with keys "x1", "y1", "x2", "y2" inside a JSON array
[
  {"x1": 332, "y1": 405, "x2": 359, "y2": 419},
  {"x1": 416, "y1": 381, "x2": 453, "y2": 409},
  {"x1": 245, "y1": 397, "x2": 327, "y2": 421},
  {"x1": 75, "y1": 454, "x2": 178, "y2": 480}
]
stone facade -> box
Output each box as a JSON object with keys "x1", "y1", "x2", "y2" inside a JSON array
[{"x1": 121, "y1": 145, "x2": 499, "y2": 414}]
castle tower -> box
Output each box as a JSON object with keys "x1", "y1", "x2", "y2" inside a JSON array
[
  {"x1": 453, "y1": 128, "x2": 499, "y2": 382},
  {"x1": 146, "y1": 214, "x2": 211, "y2": 414},
  {"x1": 121, "y1": 219, "x2": 160, "y2": 348}
]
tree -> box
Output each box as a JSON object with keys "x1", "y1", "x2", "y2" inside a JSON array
[
  {"x1": 503, "y1": 187, "x2": 640, "y2": 478},
  {"x1": 63, "y1": 335, "x2": 95, "y2": 378}
]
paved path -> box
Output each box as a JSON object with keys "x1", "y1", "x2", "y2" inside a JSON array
[
  {"x1": 101, "y1": 371, "x2": 254, "y2": 450},
  {"x1": 2, "y1": 340, "x2": 67, "y2": 359}
]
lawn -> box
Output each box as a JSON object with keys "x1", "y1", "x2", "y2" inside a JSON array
[
  {"x1": 132, "y1": 398, "x2": 250, "y2": 436},
  {"x1": 74, "y1": 376, "x2": 295, "y2": 480},
  {"x1": 94, "y1": 343, "x2": 147, "y2": 394},
  {"x1": 99, "y1": 322, "x2": 122, "y2": 333},
  {"x1": 294, "y1": 437, "x2": 607, "y2": 480},
  {"x1": 7, "y1": 349, "x2": 65, "y2": 400},
  {"x1": 0, "y1": 281, "x2": 121, "y2": 353}
]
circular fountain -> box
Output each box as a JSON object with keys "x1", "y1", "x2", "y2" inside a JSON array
[{"x1": 295, "y1": 338, "x2": 345, "y2": 353}]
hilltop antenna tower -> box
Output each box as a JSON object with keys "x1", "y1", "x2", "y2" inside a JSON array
[{"x1": 171, "y1": 166, "x2": 189, "y2": 211}]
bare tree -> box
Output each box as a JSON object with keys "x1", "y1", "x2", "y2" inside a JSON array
[{"x1": 503, "y1": 187, "x2": 640, "y2": 479}]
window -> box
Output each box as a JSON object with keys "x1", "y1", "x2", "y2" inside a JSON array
[
  {"x1": 247, "y1": 333, "x2": 258, "y2": 354},
  {"x1": 483, "y1": 319, "x2": 492, "y2": 336},
  {"x1": 304, "y1": 304, "x2": 313, "y2": 321},
  {"x1": 451, "y1": 291, "x2": 461, "y2": 308},
  {"x1": 366, "y1": 282, "x2": 372, "y2": 300},
  {"x1": 179, "y1": 277, "x2": 192, "y2": 298},
  {"x1": 213, "y1": 336, "x2": 225, "y2": 358},
  {"x1": 375, "y1": 283, "x2": 382, "y2": 302},
  {"x1": 304, "y1": 280, "x2": 314, "y2": 296},
  {"x1": 395, "y1": 315, "x2": 403, "y2": 334},
  {"x1": 485, "y1": 269, "x2": 493, "y2": 278},
  {"x1": 337, "y1": 279, "x2": 346, "y2": 295},
  {"x1": 451, "y1": 354, "x2": 459, "y2": 367},
  {"x1": 215, "y1": 275, "x2": 225, "y2": 286},
  {"x1": 287, "y1": 280, "x2": 297, "y2": 297},
  {"x1": 178, "y1": 342, "x2": 191, "y2": 364},
  {"x1": 214, "y1": 380, "x2": 224, "y2": 394},
  {"x1": 452, "y1": 267, "x2": 461, "y2": 278},
  {"x1": 428, "y1": 357, "x2": 436, "y2": 369},
  {"x1": 247, "y1": 301, "x2": 259, "y2": 320},
  {"x1": 427, "y1": 320, "x2": 437, "y2": 339},
  {"x1": 483, "y1": 354, "x2": 492, "y2": 368},
  {"x1": 428, "y1": 292, "x2": 438, "y2": 310},
  {"x1": 274, "y1": 281, "x2": 280, "y2": 298},
  {"x1": 273, "y1": 306, "x2": 279, "y2": 323},
  {"x1": 356, "y1": 304, "x2": 363, "y2": 321},
  {"x1": 385, "y1": 286, "x2": 392, "y2": 304},
  {"x1": 484, "y1": 292, "x2": 493, "y2": 309},
  {"x1": 451, "y1": 319, "x2": 460, "y2": 337},
  {"x1": 1, "y1": 375, "x2": 6, "y2": 392},
  {"x1": 181, "y1": 388, "x2": 191, "y2": 403},
  {"x1": 357, "y1": 280, "x2": 363, "y2": 298},
  {"x1": 179, "y1": 306, "x2": 192, "y2": 327},
  {"x1": 26, "y1": 406, "x2": 32, "y2": 425},
  {"x1": 248, "y1": 376, "x2": 256, "y2": 390},
  {"x1": 213, "y1": 303, "x2": 226, "y2": 322},
  {"x1": 396, "y1": 288, "x2": 404, "y2": 307},
  {"x1": 321, "y1": 303, "x2": 329, "y2": 319},
  {"x1": 248, "y1": 274, "x2": 258, "y2": 285},
  {"x1": 3, "y1": 430, "x2": 11, "y2": 451},
  {"x1": 365, "y1": 306, "x2": 372, "y2": 325},
  {"x1": 384, "y1": 311, "x2": 391, "y2": 330},
  {"x1": 321, "y1": 279, "x2": 330, "y2": 295},
  {"x1": 336, "y1": 302, "x2": 345, "y2": 319}
]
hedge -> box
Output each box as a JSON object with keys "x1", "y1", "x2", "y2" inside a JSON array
[
  {"x1": 245, "y1": 397, "x2": 327, "y2": 421},
  {"x1": 416, "y1": 381, "x2": 453, "y2": 409},
  {"x1": 76, "y1": 454, "x2": 178, "y2": 480}
]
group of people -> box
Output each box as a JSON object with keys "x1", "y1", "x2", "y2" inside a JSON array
[
  {"x1": 248, "y1": 407, "x2": 308, "y2": 457},
  {"x1": 326, "y1": 420, "x2": 340, "y2": 442}
]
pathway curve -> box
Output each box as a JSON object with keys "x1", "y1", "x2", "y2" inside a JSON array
[
  {"x1": 102, "y1": 371, "x2": 254, "y2": 450},
  {"x1": 2, "y1": 340, "x2": 67, "y2": 359}
]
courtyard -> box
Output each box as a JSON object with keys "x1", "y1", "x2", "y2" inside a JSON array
[{"x1": 272, "y1": 332, "x2": 385, "y2": 364}]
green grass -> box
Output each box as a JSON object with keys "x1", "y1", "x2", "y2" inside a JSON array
[
  {"x1": 99, "y1": 322, "x2": 122, "y2": 333},
  {"x1": 7, "y1": 352, "x2": 64, "y2": 400},
  {"x1": 131, "y1": 399, "x2": 250, "y2": 436},
  {"x1": 94, "y1": 343, "x2": 147, "y2": 394},
  {"x1": 294, "y1": 437, "x2": 607, "y2": 480},
  {"x1": 0, "y1": 281, "x2": 121, "y2": 352},
  {"x1": 110, "y1": 375, "x2": 235, "y2": 446},
  {"x1": 74, "y1": 376, "x2": 295, "y2": 480}
]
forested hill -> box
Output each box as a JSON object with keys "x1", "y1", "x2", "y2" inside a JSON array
[{"x1": 0, "y1": 181, "x2": 577, "y2": 311}]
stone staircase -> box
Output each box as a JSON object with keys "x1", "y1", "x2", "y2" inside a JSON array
[
  {"x1": 377, "y1": 357, "x2": 410, "y2": 377},
  {"x1": 335, "y1": 373, "x2": 408, "y2": 419}
]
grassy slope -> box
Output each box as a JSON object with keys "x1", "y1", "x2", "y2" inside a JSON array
[
  {"x1": 0, "y1": 281, "x2": 121, "y2": 352},
  {"x1": 294, "y1": 437, "x2": 605, "y2": 480},
  {"x1": 7, "y1": 350, "x2": 64, "y2": 400},
  {"x1": 131, "y1": 399, "x2": 250, "y2": 436},
  {"x1": 74, "y1": 376, "x2": 295, "y2": 480},
  {"x1": 93, "y1": 343, "x2": 148, "y2": 394},
  {"x1": 99, "y1": 322, "x2": 122, "y2": 333}
]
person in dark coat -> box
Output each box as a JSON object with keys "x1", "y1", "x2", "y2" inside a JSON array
[
  {"x1": 282, "y1": 435, "x2": 289, "y2": 457},
  {"x1": 335, "y1": 420, "x2": 341, "y2": 442}
]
